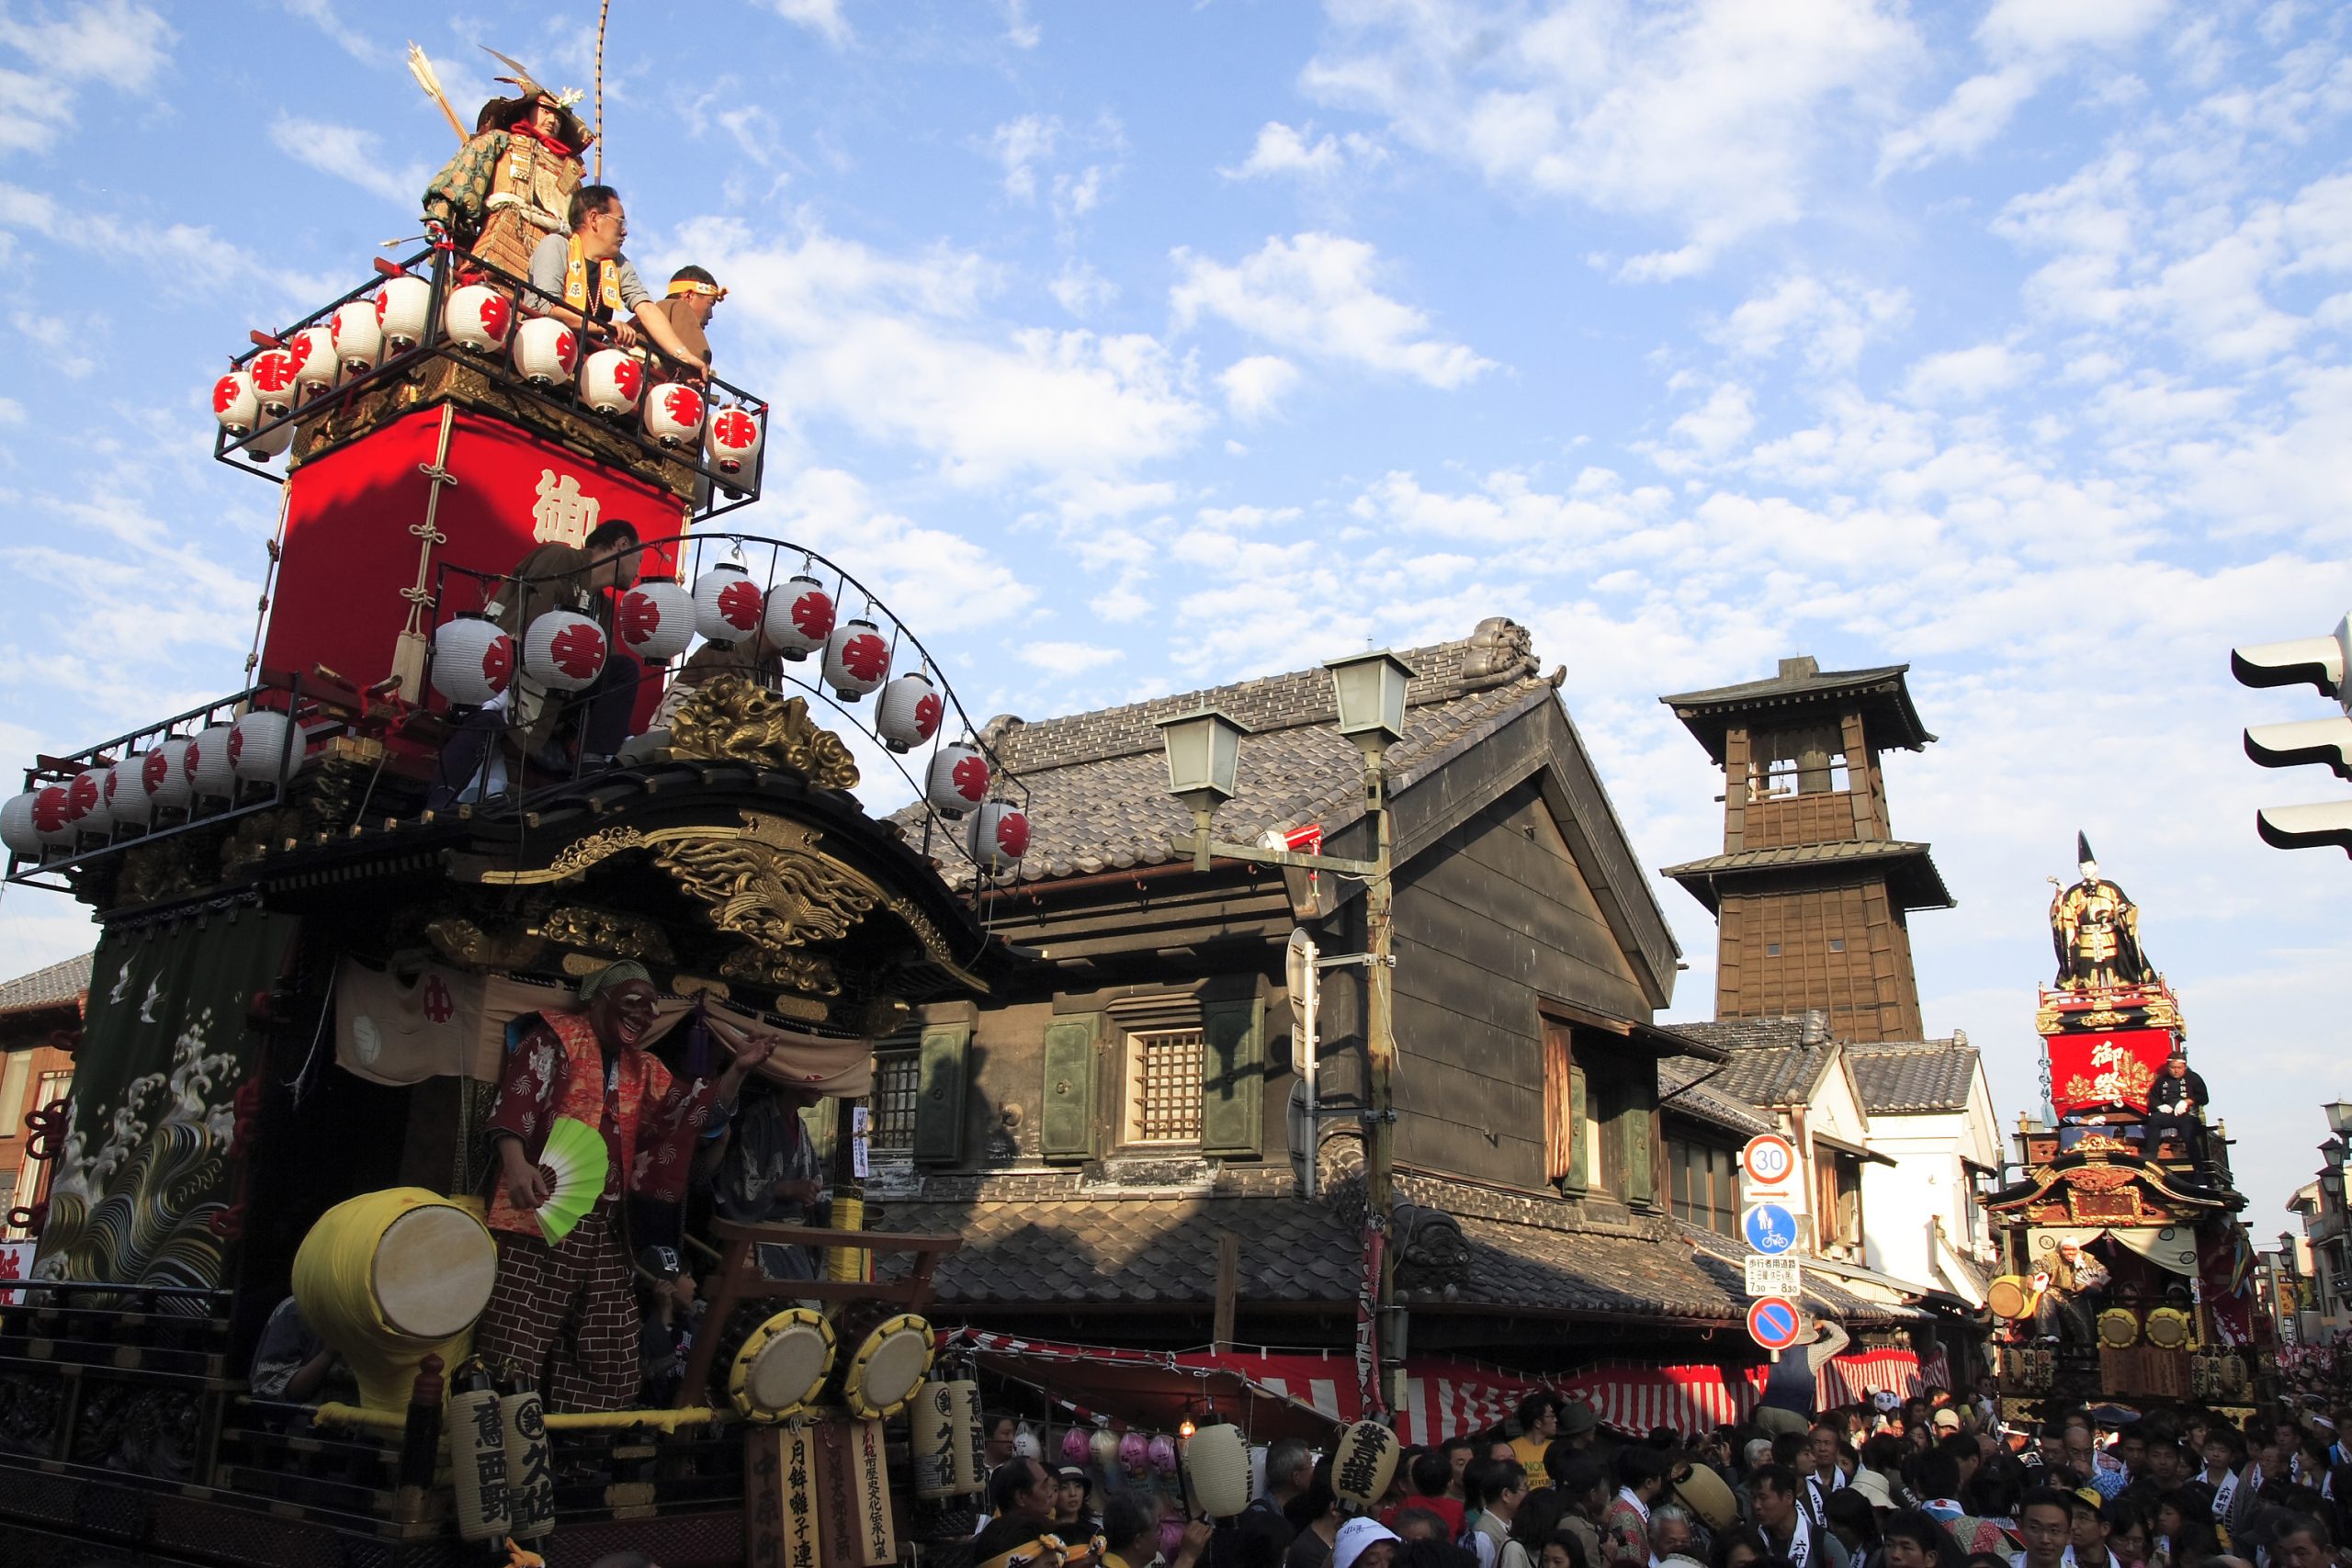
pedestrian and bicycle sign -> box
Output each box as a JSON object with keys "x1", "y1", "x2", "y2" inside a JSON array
[
  {"x1": 1742, "y1": 1202, "x2": 1797, "y2": 1256},
  {"x1": 1747, "y1": 1295, "x2": 1804, "y2": 1352}
]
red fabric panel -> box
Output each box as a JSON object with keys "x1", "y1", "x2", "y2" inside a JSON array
[{"x1": 2045, "y1": 1027, "x2": 2172, "y2": 1114}]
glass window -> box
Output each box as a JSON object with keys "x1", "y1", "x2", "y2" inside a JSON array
[
  {"x1": 870, "y1": 1051, "x2": 920, "y2": 1154},
  {"x1": 1125, "y1": 1029, "x2": 1204, "y2": 1145},
  {"x1": 1668, "y1": 1138, "x2": 1738, "y2": 1235}
]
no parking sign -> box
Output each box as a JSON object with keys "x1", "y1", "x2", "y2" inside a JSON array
[{"x1": 1747, "y1": 1295, "x2": 1804, "y2": 1353}]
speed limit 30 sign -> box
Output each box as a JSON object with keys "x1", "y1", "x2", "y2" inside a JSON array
[{"x1": 1742, "y1": 1133, "x2": 1801, "y2": 1207}]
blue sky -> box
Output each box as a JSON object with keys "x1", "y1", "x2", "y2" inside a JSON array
[{"x1": 1, "y1": 0, "x2": 2349, "y2": 1231}]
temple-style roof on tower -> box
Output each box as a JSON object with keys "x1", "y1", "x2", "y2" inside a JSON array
[
  {"x1": 1659, "y1": 838, "x2": 1956, "y2": 913},
  {"x1": 1661, "y1": 656, "x2": 1936, "y2": 764}
]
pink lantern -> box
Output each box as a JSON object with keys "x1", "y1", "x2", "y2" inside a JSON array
[
  {"x1": 1118, "y1": 1431, "x2": 1151, "y2": 1472},
  {"x1": 331, "y1": 299, "x2": 384, "y2": 378},
  {"x1": 967, "y1": 800, "x2": 1028, "y2": 871},
  {"x1": 692, "y1": 563, "x2": 763, "y2": 643},
  {"x1": 30, "y1": 785, "x2": 75, "y2": 849},
  {"x1": 186, "y1": 724, "x2": 240, "y2": 798},
  {"x1": 443, "y1": 283, "x2": 514, "y2": 353},
  {"x1": 231, "y1": 710, "x2": 303, "y2": 784},
  {"x1": 1148, "y1": 1434, "x2": 1179, "y2": 1476},
  {"x1": 876, "y1": 672, "x2": 943, "y2": 752},
  {"x1": 763, "y1": 574, "x2": 833, "y2": 661},
  {"x1": 251, "y1": 347, "x2": 300, "y2": 416},
  {"x1": 925, "y1": 742, "x2": 989, "y2": 818},
  {"x1": 523, "y1": 609, "x2": 606, "y2": 693},
  {"x1": 511, "y1": 316, "x2": 578, "y2": 388},
  {"x1": 580, "y1": 347, "x2": 644, "y2": 417},
  {"x1": 144, "y1": 739, "x2": 194, "y2": 810},
  {"x1": 213, "y1": 370, "x2": 260, "y2": 436},
  {"x1": 432, "y1": 613, "x2": 513, "y2": 705},
  {"x1": 643, "y1": 381, "x2": 705, "y2": 447},
  {"x1": 288, "y1": 324, "x2": 339, "y2": 403},
  {"x1": 107, "y1": 757, "x2": 153, "y2": 825},
  {"x1": 707, "y1": 405, "x2": 763, "y2": 476},
  {"x1": 376, "y1": 275, "x2": 432, "y2": 350},
  {"x1": 823, "y1": 617, "x2": 890, "y2": 701},
  {"x1": 0, "y1": 792, "x2": 42, "y2": 857},
  {"x1": 1060, "y1": 1426, "x2": 1092, "y2": 1465},
  {"x1": 616, "y1": 578, "x2": 695, "y2": 661}
]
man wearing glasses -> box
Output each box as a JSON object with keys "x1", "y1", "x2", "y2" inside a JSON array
[{"x1": 527, "y1": 185, "x2": 709, "y2": 377}]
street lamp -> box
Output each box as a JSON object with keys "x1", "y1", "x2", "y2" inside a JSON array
[
  {"x1": 2323, "y1": 1167, "x2": 2345, "y2": 1210},
  {"x1": 2327, "y1": 1099, "x2": 2352, "y2": 1138},
  {"x1": 1156, "y1": 708, "x2": 1249, "y2": 868},
  {"x1": 1325, "y1": 649, "x2": 1415, "y2": 756}
]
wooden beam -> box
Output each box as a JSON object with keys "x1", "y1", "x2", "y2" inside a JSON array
[{"x1": 1213, "y1": 1231, "x2": 1240, "y2": 1352}]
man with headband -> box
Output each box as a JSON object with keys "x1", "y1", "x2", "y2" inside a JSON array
[
  {"x1": 472, "y1": 960, "x2": 774, "y2": 1410},
  {"x1": 647, "y1": 265, "x2": 726, "y2": 384}
]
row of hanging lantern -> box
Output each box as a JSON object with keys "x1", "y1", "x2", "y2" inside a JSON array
[
  {"x1": 211, "y1": 273, "x2": 763, "y2": 479},
  {"x1": 425, "y1": 558, "x2": 1028, "y2": 874},
  {"x1": 0, "y1": 709, "x2": 310, "y2": 863}
]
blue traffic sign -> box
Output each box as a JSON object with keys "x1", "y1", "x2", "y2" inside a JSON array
[
  {"x1": 1743, "y1": 1203, "x2": 1797, "y2": 1256},
  {"x1": 1748, "y1": 1295, "x2": 1803, "y2": 1352}
]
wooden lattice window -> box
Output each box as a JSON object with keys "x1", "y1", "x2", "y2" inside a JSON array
[
  {"x1": 1125, "y1": 1029, "x2": 1204, "y2": 1145},
  {"x1": 870, "y1": 1051, "x2": 920, "y2": 1153}
]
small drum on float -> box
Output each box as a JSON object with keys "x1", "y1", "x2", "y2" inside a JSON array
[
  {"x1": 292, "y1": 1187, "x2": 498, "y2": 1411},
  {"x1": 728, "y1": 1306, "x2": 838, "y2": 1422},
  {"x1": 1987, "y1": 1274, "x2": 2035, "y2": 1320},
  {"x1": 2146, "y1": 1305, "x2": 2194, "y2": 1349},
  {"x1": 2098, "y1": 1306, "x2": 2141, "y2": 1348},
  {"x1": 840, "y1": 1312, "x2": 935, "y2": 1420}
]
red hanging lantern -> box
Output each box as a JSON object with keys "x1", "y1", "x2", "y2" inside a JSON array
[
  {"x1": 967, "y1": 800, "x2": 1028, "y2": 871},
  {"x1": 376, "y1": 275, "x2": 431, "y2": 350},
  {"x1": 924, "y1": 742, "x2": 989, "y2": 818},
  {"x1": 431, "y1": 614, "x2": 514, "y2": 705},
  {"x1": 823, "y1": 617, "x2": 890, "y2": 701},
  {"x1": 443, "y1": 283, "x2": 513, "y2": 353},
  {"x1": 580, "y1": 347, "x2": 644, "y2": 417},
  {"x1": 763, "y1": 573, "x2": 833, "y2": 661},
  {"x1": 64, "y1": 769, "x2": 109, "y2": 835},
  {"x1": 707, "y1": 405, "x2": 763, "y2": 476},
  {"x1": 213, "y1": 370, "x2": 260, "y2": 436},
  {"x1": 186, "y1": 724, "x2": 240, "y2": 798},
  {"x1": 510, "y1": 316, "x2": 578, "y2": 388},
  {"x1": 288, "y1": 324, "x2": 339, "y2": 404},
  {"x1": 144, "y1": 739, "x2": 194, "y2": 809},
  {"x1": 30, "y1": 784, "x2": 75, "y2": 847},
  {"x1": 331, "y1": 299, "x2": 384, "y2": 378},
  {"x1": 692, "y1": 563, "x2": 763, "y2": 643},
  {"x1": 876, "y1": 672, "x2": 943, "y2": 752},
  {"x1": 643, "y1": 381, "x2": 706, "y2": 447},
  {"x1": 1, "y1": 792, "x2": 44, "y2": 857},
  {"x1": 616, "y1": 578, "x2": 695, "y2": 661},
  {"x1": 106, "y1": 757, "x2": 152, "y2": 825},
  {"x1": 231, "y1": 710, "x2": 305, "y2": 784},
  {"x1": 250, "y1": 347, "x2": 300, "y2": 416},
  {"x1": 523, "y1": 610, "x2": 607, "y2": 693}
]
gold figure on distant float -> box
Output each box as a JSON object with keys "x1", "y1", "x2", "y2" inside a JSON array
[{"x1": 2049, "y1": 832, "x2": 2156, "y2": 991}]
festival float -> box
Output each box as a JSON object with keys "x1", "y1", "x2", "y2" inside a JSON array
[
  {"x1": 1983, "y1": 838, "x2": 2275, "y2": 1423},
  {"x1": 0, "y1": 40, "x2": 1038, "y2": 1568}
]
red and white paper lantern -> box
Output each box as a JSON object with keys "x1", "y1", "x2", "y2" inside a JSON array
[
  {"x1": 924, "y1": 741, "x2": 989, "y2": 818},
  {"x1": 144, "y1": 739, "x2": 194, "y2": 810},
  {"x1": 692, "y1": 563, "x2": 763, "y2": 643},
  {"x1": 64, "y1": 769, "x2": 109, "y2": 836},
  {"x1": 30, "y1": 785, "x2": 76, "y2": 849},
  {"x1": 288, "y1": 325, "x2": 339, "y2": 404},
  {"x1": 876, "y1": 672, "x2": 943, "y2": 752},
  {"x1": 331, "y1": 299, "x2": 384, "y2": 378},
  {"x1": 230, "y1": 711, "x2": 303, "y2": 784},
  {"x1": 376, "y1": 275, "x2": 432, "y2": 349},
  {"x1": 823, "y1": 617, "x2": 891, "y2": 701},
  {"x1": 616, "y1": 578, "x2": 695, "y2": 661},
  {"x1": 186, "y1": 724, "x2": 240, "y2": 798},
  {"x1": 763, "y1": 574, "x2": 833, "y2": 661},
  {"x1": 250, "y1": 348, "x2": 300, "y2": 416},
  {"x1": 707, "y1": 405, "x2": 763, "y2": 476},
  {"x1": 510, "y1": 316, "x2": 578, "y2": 388},
  {"x1": 243, "y1": 417, "x2": 294, "y2": 462},
  {"x1": 212, "y1": 370, "x2": 260, "y2": 437},
  {"x1": 579, "y1": 347, "x2": 644, "y2": 417},
  {"x1": 967, "y1": 800, "x2": 1028, "y2": 871},
  {"x1": 523, "y1": 610, "x2": 607, "y2": 693},
  {"x1": 431, "y1": 614, "x2": 514, "y2": 705},
  {"x1": 0, "y1": 792, "x2": 42, "y2": 858},
  {"x1": 643, "y1": 381, "x2": 705, "y2": 447},
  {"x1": 107, "y1": 757, "x2": 152, "y2": 825},
  {"x1": 443, "y1": 284, "x2": 514, "y2": 354}
]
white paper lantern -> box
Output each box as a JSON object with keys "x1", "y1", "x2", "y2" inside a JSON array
[
  {"x1": 1183, "y1": 1424, "x2": 1251, "y2": 1519},
  {"x1": 925, "y1": 742, "x2": 989, "y2": 818},
  {"x1": 579, "y1": 347, "x2": 645, "y2": 417},
  {"x1": 288, "y1": 325, "x2": 339, "y2": 403},
  {"x1": 643, "y1": 381, "x2": 705, "y2": 447},
  {"x1": 763, "y1": 574, "x2": 833, "y2": 661},
  {"x1": 331, "y1": 299, "x2": 384, "y2": 377},
  {"x1": 212, "y1": 370, "x2": 260, "y2": 436},
  {"x1": 523, "y1": 609, "x2": 606, "y2": 693},
  {"x1": 30, "y1": 785, "x2": 76, "y2": 849},
  {"x1": 707, "y1": 404, "x2": 763, "y2": 476},
  {"x1": 692, "y1": 563, "x2": 763, "y2": 643},
  {"x1": 1330, "y1": 1420, "x2": 1401, "y2": 1507},
  {"x1": 0, "y1": 792, "x2": 42, "y2": 857},
  {"x1": 65, "y1": 768, "x2": 110, "y2": 836},
  {"x1": 510, "y1": 316, "x2": 578, "y2": 388},
  {"x1": 876, "y1": 672, "x2": 943, "y2": 752},
  {"x1": 443, "y1": 283, "x2": 514, "y2": 353},
  {"x1": 250, "y1": 347, "x2": 300, "y2": 416},
  {"x1": 616, "y1": 578, "x2": 694, "y2": 661},
  {"x1": 106, "y1": 757, "x2": 153, "y2": 825},
  {"x1": 823, "y1": 617, "x2": 890, "y2": 701},
  {"x1": 231, "y1": 711, "x2": 303, "y2": 784},
  {"x1": 242, "y1": 417, "x2": 294, "y2": 462},
  {"x1": 431, "y1": 614, "x2": 514, "y2": 705},
  {"x1": 375, "y1": 275, "x2": 432, "y2": 349},
  {"x1": 186, "y1": 724, "x2": 240, "y2": 798},
  {"x1": 967, "y1": 800, "x2": 1028, "y2": 871},
  {"x1": 144, "y1": 739, "x2": 194, "y2": 810}
]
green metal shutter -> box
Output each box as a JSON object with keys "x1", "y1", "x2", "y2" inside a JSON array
[
  {"x1": 1041, "y1": 1014, "x2": 1100, "y2": 1162},
  {"x1": 1563, "y1": 1066, "x2": 1588, "y2": 1193},
  {"x1": 1624, "y1": 1102, "x2": 1656, "y2": 1206},
  {"x1": 1200, "y1": 998, "x2": 1265, "y2": 1158},
  {"x1": 911, "y1": 1024, "x2": 969, "y2": 1163}
]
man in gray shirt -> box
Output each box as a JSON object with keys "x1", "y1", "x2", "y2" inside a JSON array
[{"x1": 527, "y1": 184, "x2": 707, "y2": 377}]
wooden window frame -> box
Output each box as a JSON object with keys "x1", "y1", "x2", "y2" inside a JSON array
[
  {"x1": 868, "y1": 1050, "x2": 921, "y2": 1155},
  {"x1": 1124, "y1": 1027, "x2": 1206, "y2": 1146}
]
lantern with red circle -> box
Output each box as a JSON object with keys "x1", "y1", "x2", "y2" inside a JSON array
[
  {"x1": 107, "y1": 757, "x2": 152, "y2": 825},
  {"x1": 579, "y1": 347, "x2": 645, "y2": 417},
  {"x1": 186, "y1": 724, "x2": 240, "y2": 798},
  {"x1": 924, "y1": 742, "x2": 989, "y2": 818},
  {"x1": 511, "y1": 316, "x2": 578, "y2": 388},
  {"x1": 763, "y1": 574, "x2": 833, "y2": 661},
  {"x1": 443, "y1": 283, "x2": 514, "y2": 353},
  {"x1": 231, "y1": 711, "x2": 304, "y2": 784},
  {"x1": 376, "y1": 275, "x2": 431, "y2": 350},
  {"x1": 242, "y1": 417, "x2": 294, "y2": 463},
  {"x1": 523, "y1": 610, "x2": 607, "y2": 693},
  {"x1": 145, "y1": 739, "x2": 194, "y2": 810},
  {"x1": 288, "y1": 324, "x2": 339, "y2": 404},
  {"x1": 643, "y1": 381, "x2": 705, "y2": 447},
  {"x1": 250, "y1": 347, "x2": 300, "y2": 416},
  {"x1": 876, "y1": 672, "x2": 943, "y2": 752},
  {"x1": 0, "y1": 792, "x2": 42, "y2": 858},
  {"x1": 431, "y1": 613, "x2": 514, "y2": 706},
  {"x1": 967, "y1": 799, "x2": 1028, "y2": 872},
  {"x1": 213, "y1": 370, "x2": 260, "y2": 437},
  {"x1": 29, "y1": 785, "x2": 75, "y2": 849},
  {"x1": 65, "y1": 769, "x2": 109, "y2": 837},
  {"x1": 823, "y1": 617, "x2": 891, "y2": 701},
  {"x1": 331, "y1": 299, "x2": 384, "y2": 378},
  {"x1": 692, "y1": 563, "x2": 763, "y2": 644},
  {"x1": 616, "y1": 577, "x2": 695, "y2": 661},
  {"x1": 707, "y1": 405, "x2": 763, "y2": 476}
]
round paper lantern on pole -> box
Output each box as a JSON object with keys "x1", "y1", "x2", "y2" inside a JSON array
[
  {"x1": 186, "y1": 724, "x2": 240, "y2": 798},
  {"x1": 288, "y1": 324, "x2": 339, "y2": 404},
  {"x1": 523, "y1": 610, "x2": 606, "y2": 693},
  {"x1": 144, "y1": 739, "x2": 194, "y2": 811},
  {"x1": 924, "y1": 742, "x2": 989, "y2": 818},
  {"x1": 331, "y1": 299, "x2": 384, "y2": 378},
  {"x1": 1183, "y1": 1424, "x2": 1250, "y2": 1519},
  {"x1": 375, "y1": 275, "x2": 432, "y2": 350},
  {"x1": 431, "y1": 614, "x2": 514, "y2": 705},
  {"x1": 643, "y1": 382, "x2": 705, "y2": 448},
  {"x1": 231, "y1": 710, "x2": 303, "y2": 784},
  {"x1": 213, "y1": 370, "x2": 260, "y2": 437},
  {"x1": 107, "y1": 757, "x2": 152, "y2": 826},
  {"x1": 763, "y1": 574, "x2": 833, "y2": 661},
  {"x1": 443, "y1": 284, "x2": 514, "y2": 354},
  {"x1": 876, "y1": 672, "x2": 943, "y2": 752},
  {"x1": 822, "y1": 617, "x2": 890, "y2": 701},
  {"x1": 707, "y1": 405, "x2": 763, "y2": 476},
  {"x1": 967, "y1": 800, "x2": 1028, "y2": 872},
  {"x1": 250, "y1": 347, "x2": 300, "y2": 417},
  {"x1": 510, "y1": 316, "x2": 578, "y2": 388},
  {"x1": 29, "y1": 785, "x2": 76, "y2": 849},
  {"x1": 1329, "y1": 1420, "x2": 1400, "y2": 1509},
  {"x1": 0, "y1": 792, "x2": 43, "y2": 858},
  {"x1": 65, "y1": 769, "x2": 109, "y2": 836},
  {"x1": 616, "y1": 578, "x2": 694, "y2": 661},
  {"x1": 579, "y1": 348, "x2": 644, "y2": 417},
  {"x1": 692, "y1": 563, "x2": 763, "y2": 643}
]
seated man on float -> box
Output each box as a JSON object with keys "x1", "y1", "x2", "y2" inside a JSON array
[
  {"x1": 2143, "y1": 1050, "x2": 2209, "y2": 1164},
  {"x1": 526, "y1": 185, "x2": 707, "y2": 378}
]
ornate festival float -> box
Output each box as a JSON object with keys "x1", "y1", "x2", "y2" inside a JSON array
[
  {"x1": 1983, "y1": 837, "x2": 2274, "y2": 1423},
  {"x1": 0, "y1": 40, "x2": 1038, "y2": 1568}
]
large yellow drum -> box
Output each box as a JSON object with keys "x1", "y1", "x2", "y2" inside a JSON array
[
  {"x1": 293, "y1": 1188, "x2": 498, "y2": 1411},
  {"x1": 1987, "y1": 1275, "x2": 2036, "y2": 1320}
]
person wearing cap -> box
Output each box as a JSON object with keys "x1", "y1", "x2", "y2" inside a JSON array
[
  {"x1": 635, "y1": 1243, "x2": 697, "y2": 1405},
  {"x1": 1052, "y1": 1464, "x2": 1100, "y2": 1537},
  {"x1": 1931, "y1": 1409, "x2": 1964, "y2": 1439},
  {"x1": 1334, "y1": 1517, "x2": 1403, "y2": 1568},
  {"x1": 2066, "y1": 1490, "x2": 2117, "y2": 1568},
  {"x1": 472, "y1": 960, "x2": 774, "y2": 1410},
  {"x1": 2144, "y1": 1052, "x2": 2208, "y2": 1163}
]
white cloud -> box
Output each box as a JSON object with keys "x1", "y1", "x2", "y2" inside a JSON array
[
  {"x1": 1668, "y1": 382, "x2": 1757, "y2": 457},
  {"x1": 987, "y1": 113, "x2": 1121, "y2": 224},
  {"x1": 1001, "y1": 0, "x2": 1039, "y2": 50},
  {"x1": 1221, "y1": 121, "x2": 1385, "y2": 181},
  {"x1": 0, "y1": 0, "x2": 172, "y2": 157},
  {"x1": 763, "y1": 0, "x2": 851, "y2": 47},
  {"x1": 1901, "y1": 343, "x2": 2041, "y2": 404},
  {"x1": 1877, "y1": 64, "x2": 2041, "y2": 175},
  {"x1": 1197, "y1": 504, "x2": 1302, "y2": 530},
  {"x1": 0, "y1": 181, "x2": 333, "y2": 308},
  {"x1": 1217, "y1": 355, "x2": 1301, "y2": 421},
  {"x1": 268, "y1": 116, "x2": 426, "y2": 206},
  {"x1": 1050, "y1": 259, "x2": 1118, "y2": 318},
  {"x1": 1022, "y1": 640, "x2": 1123, "y2": 676},
  {"x1": 990, "y1": 114, "x2": 1058, "y2": 204},
  {"x1": 1170, "y1": 233, "x2": 1492, "y2": 389},
  {"x1": 765, "y1": 465, "x2": 1031, "y2": 632},
  {"x1": 1711, "y1": 275, "x2": 1910, "y2": 372}
]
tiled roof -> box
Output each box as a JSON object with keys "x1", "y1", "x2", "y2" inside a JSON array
[
  {"x1": 1671, "y1": 1018, "x2": 1836, "y2": 1108},
  {"x1": 1661, "y1": 660, "x2": 1914, "y2": 710},
  {"x1": 1658, "y1": 839, "x2": 1955, "y2": 913},
  {"x1": 1658, "y1": 1055, "x2": 1777, "y2": 1136},
  {"x1": 0, "y1": 952, "x2": 91, "y2": 1016},
  {"x1": 1846, "y1": 1039, "x2": 1980, "y2": 1115},
  {"x1": 1659, "y1": 656, "x2": 1934, "y2": 761}
]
